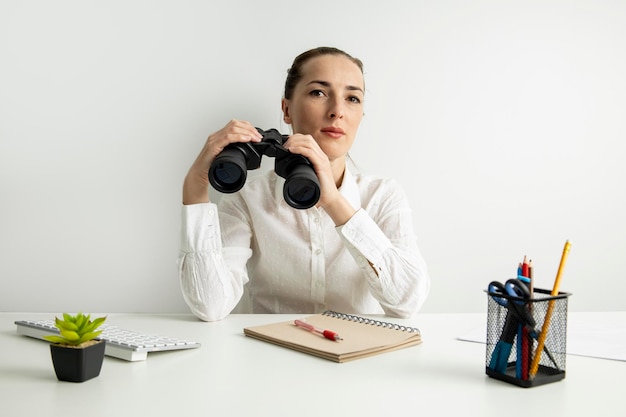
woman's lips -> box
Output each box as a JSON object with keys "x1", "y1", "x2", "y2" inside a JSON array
[{"x1": 321, "y1": 127, "x2": 345, "y2": 138}]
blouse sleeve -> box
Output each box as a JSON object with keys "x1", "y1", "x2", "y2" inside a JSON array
[
  {"x1": 178, "y1": 203, "x2": 252, "y2": 321},
  {"x1": 336, "y1": 180, "x2": 430, "y2": 318}
]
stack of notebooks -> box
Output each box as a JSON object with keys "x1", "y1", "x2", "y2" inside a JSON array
[{"x1": 243, "y1": 310, "x2": 422, "y2": 363}]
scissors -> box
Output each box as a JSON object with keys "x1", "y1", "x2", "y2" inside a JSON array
[
  {"x1": 488, "y1": 279, "x2": 559, "y2": 374},
  {"x1": 487, "y1": 278, "x2": 535, "y2": 374},
  {"x1": 488, "y1": 279, "x2": 535, "y2": 329}
]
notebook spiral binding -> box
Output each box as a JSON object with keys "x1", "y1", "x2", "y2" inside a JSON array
[{"x1": 322, "y1": 310, "x2": 420, "y2": 335}]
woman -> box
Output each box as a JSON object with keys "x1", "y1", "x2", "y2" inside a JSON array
[{"x1": 179, "y1": 46, "x2": 430, "y2": 321}]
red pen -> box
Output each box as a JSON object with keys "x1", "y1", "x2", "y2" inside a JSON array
[{"x1": 294, "y1": 319, "x2": 343, "y2": 341}]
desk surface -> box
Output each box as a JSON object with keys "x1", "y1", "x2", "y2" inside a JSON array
[{"x1": 1, "y1": 312, "x2": 624, "y2": 417}]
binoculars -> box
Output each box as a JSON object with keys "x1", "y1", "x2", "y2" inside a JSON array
[{"x1": 208, "y1": 128, "x2": 321, "y2": 209}]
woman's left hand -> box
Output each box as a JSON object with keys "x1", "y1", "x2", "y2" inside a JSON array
[{"x1": 283, "y1": 134, "x2": 355, "y2": 224}]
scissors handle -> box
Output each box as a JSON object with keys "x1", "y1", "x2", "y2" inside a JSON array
[
  {"x1": 505, "y1": 278, "x2": 531, "y2": 301},
  {"x1": 487, "y1": 281, "x2": 509, "y2": 307},
  {"x1": 488, "y1": 279, "x2": 535, "y2": 329},
  {"x1": 505, "y1": 279, "x2": 536, "y2": 329}
]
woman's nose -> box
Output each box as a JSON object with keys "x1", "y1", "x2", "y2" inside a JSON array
[{"x1": 328, "y1": 98, "x2": 345, "y2": 119}]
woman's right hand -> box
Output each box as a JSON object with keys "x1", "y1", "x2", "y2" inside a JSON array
[{"x1": 183, "y1": 119, "x2": 263, "y2": 205}]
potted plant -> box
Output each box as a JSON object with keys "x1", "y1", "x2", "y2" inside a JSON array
[{"x1": 44, "y1": 312, "x2": 107, "y2": 382}]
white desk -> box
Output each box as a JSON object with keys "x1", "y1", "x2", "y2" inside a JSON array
[{"x1": 1, "y1": 312, "x2": 624, "y2": 417}]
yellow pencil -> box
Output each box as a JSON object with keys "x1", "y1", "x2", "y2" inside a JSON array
[{"x1": 529, "y1": 240, "x2": 571, "y2": 379}]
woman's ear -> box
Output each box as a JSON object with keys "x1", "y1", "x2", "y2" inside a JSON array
[{"x1": 281, "y1": 98, "x2": 292, "y2": 125}]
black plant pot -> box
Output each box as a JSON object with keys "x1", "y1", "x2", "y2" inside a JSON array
[{"x1": 50, "y1": 340, "x2": 105, "y2": 382}]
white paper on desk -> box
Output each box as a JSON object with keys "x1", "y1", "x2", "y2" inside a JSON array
[{"x1": 457, "y1": 315, "x2": 626, "y2": 362}]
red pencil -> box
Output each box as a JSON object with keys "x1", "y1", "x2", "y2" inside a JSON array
[
  {"x1": 521, "y1": 256, "x2": 530, "y2": 380},
  {"x1": 522, "y1": 255, "x2": 529, "y2": 279}
]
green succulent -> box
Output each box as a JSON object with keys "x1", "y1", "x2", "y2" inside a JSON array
[{"x1": 44, "y1": 312, "x2": 107, "y2": 346}]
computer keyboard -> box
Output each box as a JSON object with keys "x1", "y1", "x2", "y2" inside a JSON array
[{"x1": 15, "y1": 319, "x2": 201, "y2": 362}]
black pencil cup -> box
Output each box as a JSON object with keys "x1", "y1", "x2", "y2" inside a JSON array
[{"x1": 485, "y1": 286, "x2": 571, "y2": 388}]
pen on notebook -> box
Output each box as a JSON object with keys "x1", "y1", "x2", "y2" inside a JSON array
[{"x1": 294, "y1": 319, "x2": 343, "y2": 341}]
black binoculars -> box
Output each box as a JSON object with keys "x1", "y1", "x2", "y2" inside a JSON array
[{"x1": 208, "y1": 128, "x2": 321, "y2": 209}]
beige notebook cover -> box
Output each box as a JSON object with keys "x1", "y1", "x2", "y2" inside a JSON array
[{"x1": 243, "y1": 311, "x2": 421, "y2": 363}]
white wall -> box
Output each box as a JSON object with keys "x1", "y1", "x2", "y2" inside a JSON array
[{"x1": 1, "y1": 0, "x2": 625, "y2": 314}]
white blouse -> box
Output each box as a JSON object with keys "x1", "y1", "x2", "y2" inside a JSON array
[{"x1": 178, "y1": 168, "x2": 430, "y2": 321}]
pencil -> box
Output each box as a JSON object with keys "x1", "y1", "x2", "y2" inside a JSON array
[
  {"x1": 529, "y1": 240, "x2": 571, "y2": 379},
  {"x1": 523, "y1": 257, "x2": 532, "y2": 380},
  {"x1": 528, "y1": 259, "x2": 533, "y2": 297}
]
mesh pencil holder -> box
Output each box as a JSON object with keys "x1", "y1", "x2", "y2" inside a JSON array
[{"x1": 485, "y1": 286, "x2": 571, "y2": 388}]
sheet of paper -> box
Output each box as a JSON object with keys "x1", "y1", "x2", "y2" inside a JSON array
[{"x1": 457, "y1": 312, "x2": 626, "y2": 362}]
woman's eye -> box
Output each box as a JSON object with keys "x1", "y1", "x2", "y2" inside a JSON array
[
  {"x1": 309, "y1": 89, "x2": 325, "y2": 97},
  {"x1": 348, "y1": 96, "x2": 362, "y2": 104}
]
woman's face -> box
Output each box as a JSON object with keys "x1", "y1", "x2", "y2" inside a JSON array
[{"x1": 282, "y1": 54, "x2": 364, "y2": 163}]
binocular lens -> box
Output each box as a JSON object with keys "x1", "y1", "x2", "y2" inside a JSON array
[
  {"x1": 285, "y1": 180, "x2": 318, "y2": 207},
  {"x1": 283, "y1": 165, "x2": 321, "y2": 209},
  {"x1": 208, "y1": 149, "x2": 248, "y2": 193},
  {"x1": 213, "y1": 162, "x2": 244, "y2": 187}
]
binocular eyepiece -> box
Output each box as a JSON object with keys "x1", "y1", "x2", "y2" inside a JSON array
[{"x1": 208, "y1": 128, "x2": 321, "y2": 209}]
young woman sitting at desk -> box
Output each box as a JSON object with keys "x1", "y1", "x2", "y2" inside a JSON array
[{"x1": 178, "y1": 46, "x2": 430, "y2": 321}]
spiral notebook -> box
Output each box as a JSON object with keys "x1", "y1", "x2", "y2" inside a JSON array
[{"x1": 243, "y1": 310, "x2": 422, "y2": 363}]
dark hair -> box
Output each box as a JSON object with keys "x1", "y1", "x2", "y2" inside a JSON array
[{"x1": 283, "y1": 47, "x2": 364, "y2": 100}]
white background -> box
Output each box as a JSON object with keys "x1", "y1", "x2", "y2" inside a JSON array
[{"x1": 1, "y1": 0, "x2": 624, "y2": 314}]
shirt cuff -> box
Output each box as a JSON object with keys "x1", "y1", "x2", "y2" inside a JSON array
[
  {"x1": 336, "y1": 208, "x2": 392, "y2": 265},
  {"x1": 180, "y1": 203, "x2": 221, "y2": 253}
]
